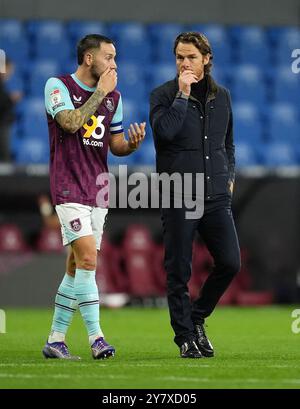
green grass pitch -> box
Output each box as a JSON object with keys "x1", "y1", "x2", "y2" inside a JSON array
[{"x1": 0, "y1": 306, "x2": 299, "y2": 389}]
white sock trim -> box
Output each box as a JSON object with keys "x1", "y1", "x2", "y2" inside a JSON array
[
  {"x1": 89, "y1": 333, "x2": 104, "y2": 345},
  {"x1": 48, "y1": 331, "x2": 66, "y2": 343}
]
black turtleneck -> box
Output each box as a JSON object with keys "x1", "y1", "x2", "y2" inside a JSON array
[{"x1": 191, "y1": 75, "x2": 208, "y2": 108}]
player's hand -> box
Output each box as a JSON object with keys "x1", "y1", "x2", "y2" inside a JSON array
[
  {"x1": 178, "y1": 69, "x2": 198, "y2": 96},
  {"x1": 229, "y1": 180, "x2": 234, "y2": 195},
  {"x1": 128, "y1": 122, "x2": 146, "y2": 151},
  {"x1": 98, "y1": 68, "x2": 117, "y2": 95}
]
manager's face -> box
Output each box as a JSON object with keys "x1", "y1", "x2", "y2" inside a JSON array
[{"x1": 175, "y1": 42, "x2": 209, "y2": 81}]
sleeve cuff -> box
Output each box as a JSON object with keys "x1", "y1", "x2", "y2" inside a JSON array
[{"x1": 175, "y1": 91, "x2": 189, "y2": 100}]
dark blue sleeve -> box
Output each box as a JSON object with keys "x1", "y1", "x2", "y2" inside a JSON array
[{"x1": 149, "y1": 89, "x2": 188, "y2": 142}]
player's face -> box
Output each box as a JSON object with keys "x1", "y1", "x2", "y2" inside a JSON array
[
  {"x1": 90, "y1": 43, "x2": 117, "y2": 81},
  {"x1": 175, "y1": 42, "x2": 209, "y2": 81}
]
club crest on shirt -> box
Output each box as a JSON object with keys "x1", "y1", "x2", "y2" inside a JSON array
[
  {"x1": 70, "y1": 218, "x2": 82, "y2": 232},
  {"x1": 104, "y1": 97, "x2": 114, "y2": 112}
]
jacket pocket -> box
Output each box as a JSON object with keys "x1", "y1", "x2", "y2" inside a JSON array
[
  {"x1": 213, "y1": 173, "x2": 230, "y2": 195},
  {"x1": 212, "y1": 148, "x2": 229, "y2": 175}
]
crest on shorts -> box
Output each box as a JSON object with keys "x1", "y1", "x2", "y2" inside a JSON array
[
  {"x1": 104, "y1": 97, "x2": 114, "y2": 112},
  {"x1": 70, "y1": 218, "x2": 82, "y2": 232}
]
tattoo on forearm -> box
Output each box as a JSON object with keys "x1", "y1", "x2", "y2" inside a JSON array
[{"x1": 56, "y1": 89, "x2": 106, "y2": 133}]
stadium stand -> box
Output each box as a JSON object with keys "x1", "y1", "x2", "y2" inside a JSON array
[
  {"x1": 0, "y1": 224, "x2": 28, "y2": 252},
  {"x1": 0, "y1": 20, "x2": 299, "y2": 167}
]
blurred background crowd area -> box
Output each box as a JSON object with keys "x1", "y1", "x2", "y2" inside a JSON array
[
  {"x1": 0, "y1": 219, "x2": 275, "y2": 307},
  {"x1": 0, "y1": 19, "x2": 299, "y2": 166}
]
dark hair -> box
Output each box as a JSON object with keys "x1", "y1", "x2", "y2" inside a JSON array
[
  {"x1": 173, "y1": 32, "x2": 213, "y2": 75},
  {"x1": 77, "y1": 34, "x2": 114, "y2": 65}
]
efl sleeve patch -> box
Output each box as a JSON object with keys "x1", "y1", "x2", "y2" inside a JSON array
[{"x1": 45, "y1": 78, "x2": 75, "y2": 119}]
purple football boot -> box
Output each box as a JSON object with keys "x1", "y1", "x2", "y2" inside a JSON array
[
  {"x1": 91, "y1": 337, "x2": 115, "y2": 359},
  {"x1": 42, "y1": 341, "x2": 81, "y2": 360}
]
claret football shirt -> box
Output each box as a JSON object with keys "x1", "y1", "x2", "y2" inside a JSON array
[{"x1": 45, "y1": 73, "x2": 123, "y2": 206}]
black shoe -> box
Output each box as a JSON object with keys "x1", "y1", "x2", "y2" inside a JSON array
[
  {"x1": 194, "y1": 324, "x2": 214, "y2": 357},
  {"x1": 180, "y1": 340, "x2": 202, "y2": 358}
]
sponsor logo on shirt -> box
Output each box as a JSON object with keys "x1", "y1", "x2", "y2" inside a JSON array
[
  {"x1": 82, "y1": 114, "x2": 105, "y2": 148},
  {"x1": 73, "y1": 95, "x2": 82, "y2": 104}
]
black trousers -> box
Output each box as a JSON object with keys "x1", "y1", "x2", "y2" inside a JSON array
[{"x1": 161, "y1": 203, "x2": 241, "y2": 346}]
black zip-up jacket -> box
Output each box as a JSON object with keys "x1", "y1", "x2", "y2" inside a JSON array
[{"x1": 149, "y1": 75, "x2": 235, "y2": 201}]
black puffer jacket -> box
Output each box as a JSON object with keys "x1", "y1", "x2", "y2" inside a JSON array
[{"x1": 149, "y1": 75, "x2": 235, "y2": 201}]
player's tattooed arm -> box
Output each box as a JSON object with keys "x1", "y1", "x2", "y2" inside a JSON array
[
  {"x1": 55, "y1": 68, "x2": 117, "y2": 134},
  {"x1": 55, "y1": 89, "x2": 106, "y2": 133}
]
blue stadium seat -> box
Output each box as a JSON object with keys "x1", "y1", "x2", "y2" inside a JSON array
[
  {"x1": 107, "y1": 150, "x2": 137, "y2": 166},
  {"x1": 119, "y1": 98, "x2": 146, "y2": 165},
  {"x1": 0, "y1": 38, "x2": 29, "y2": 64},
  {"x1": 60, "y1": 58, "x2": 78, "y2": 76},
  {"x1": 271, "y1": 66, "x2": 300, "y2": 105},
  {"x1": 230, "y1": 25, "x2": 270, "y2": 66},
  {"x1": 15, "y1": 98, "x2": 25, "y2": 117},
  {"x1": 117, "y1": 63, "x2": 147, "y2": 101},
  {"x1": 139, "y1": 101, "x2": 149, "y2": 124},
  {"x1": 15, "y1": 137, "x2": 49, "y2": 164},
  {"x1": 235, "y1": 142, "x2": 259, "y2": 167},
  {"x1": 27, "y1": 60, "x2": 60, "y2": 96},
  {"x1": 22, "y1": 97, "x2": 49, "y2": 139},
  {"x1": 186, "y1": 24, "x2": 205, "y2": 32},
  {"x1": 0, "y1": 19, "x2": 23, "y2": 38},
  {"x1": 135, "y1": 140, "x2": 156, "y2": 165},
  {"x1": 211, "y1": 65, "x2": 227, "y2": 87},
  {"x1": 5, "y1": 71, "x2": 24, "y2": 94},
  {"x1": 0, "y1": 19, "x2": 29, "y2": 63},
  {"x1": 259, "y1": 142, "x2": 298, "y2": 166},
  {"x1": 296, "y1": 144, "x2": 300, "y2": 163},
  {"x1": 28, "y1": 21, "x2": 71, "y2": 61},
  {"x1": 149, "y1": 63, "x2": 176, "y2": 91},
  {"x1": 14, "y1": 98, "x2": 49, "y2": 164},
  {"x1": 233, "y1": 103, "x2": 263, "y2": 143},
  {"x1": 267, "y1": 103, "x2": 300, "y2": 142},
  {"x1": 122, "y1": 98, "x2": 142, "y2": 133},
  {"x1": 148, "y1": 23, "x2": 185, "y2": 63},
  {"x1": 109, "y1": 23, "x2": 151, "y2": 64},
  {"x1": 66, "y1": 21, "x2": 108, "y2": 50},
  {"x1": 26, "y1": 20, "x2": 60, "y2": 37},
  {"x1": 10, "y1": 122, "x2": 22, "y2": 159},
  {"x1": 275, "y1": 27, "x2": 300, "y2": 66},
  {"x1": 266, "y1": 26, "x2": 282, "y2": 46},
  {"x1": 189, "y1": 24, "x2": 231, "y2": 66},
  {"x1": 230, "y1": 64, "x2": 267, "y2": 106}
]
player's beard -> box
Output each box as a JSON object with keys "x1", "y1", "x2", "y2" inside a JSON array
[{"x1": 90, "y1": 64, "x2": 101, "y2": 82}]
